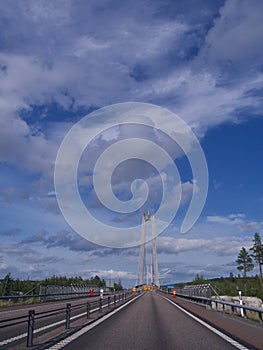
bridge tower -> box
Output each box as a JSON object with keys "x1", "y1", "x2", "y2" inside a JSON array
[{"x1": 139, "y1": 213, "x2": 159, "y2": 286}]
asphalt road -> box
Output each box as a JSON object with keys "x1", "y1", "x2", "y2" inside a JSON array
[
  {"x1": 61, "y1": 291, "x2": 240, "y2": 350},
  {"x1": 0, "y1": 295, "x2": 101, "y2": 321}
]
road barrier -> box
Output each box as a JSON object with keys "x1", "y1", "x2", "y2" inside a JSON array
[
  {"x1": 65, "y1": 303, "x2": 71, "y2": 329},
  {"x1": 176, "y1": 284, "x2": 212, "y2": 298},
  {"x1": 26, "y1": 310, "x2": 35, "y2": 347},
  {"x1": 0, "y1": 291, "x2": 137, "y2": 347},
  {"x1": 162, "y1": 290, "x2": 263, "y2": 324},
  {"x1": 0, "y1": 290, "x2": 104, "y2": 307},
  {"x1": 211, "y1": 298, "x2": 263, "y2": 323}
]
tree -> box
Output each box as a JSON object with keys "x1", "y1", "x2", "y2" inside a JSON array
[
  {"x1": 113, "y1": 282, "x2": 123, "y2": 291},
  {"x1": 250, "y1": 233, "x2": 263, "y2": 283},
  {"x1": 0, "y1": 273, "x2": 12, "y2": 296},
  {"x1": 236, "y1": 247, "x2": 254, "y2": 278},
  {"x1": 192, "y1": 273, "x2": 206, "y2": 285},
  {"x1": 90, "y1": 275, "x2": 105, "y2": 287}
]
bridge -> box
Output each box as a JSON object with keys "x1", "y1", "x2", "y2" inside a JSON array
[
  {"x1": 1, "y1": 215, "x2": 262, "y2": 349},
  {"x1": 1, "y1": 288, "x2": 262, "y2": 350}
]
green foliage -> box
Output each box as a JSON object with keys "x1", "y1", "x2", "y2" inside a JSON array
[
  {"x1": 113, "y1": 282, "x2": 123, "y2": 291},
  {"x1": 236, "y1": 247, "x2": 254, "y2": 277},
  {"x1": 175, "y1": 274, "x2": 263, "y2": 300},
  {"x1": 12, "y1": 278, "x2": 38, "y2": 295},
  {"x1": 250, "y1": 232, "x2": 263, "y2": 282},
  {"x1": 90, "y1": 275, "x2": 106, "y2": 287},
  {"x1": 0, "y1": 273, "x2": 12, "y2": 296},
  {"x1": 0, "y1": 273, "x2": 115, "y2": 296},
  {"x1": 192, "y1": 273, "x2": 206, "y2": 285},
  {"x1": 211, "y1": 275, "x2": 263, "y2": 299},
  {"x1": 43, "y1": 275, "x2": 86, "y2": 286}
]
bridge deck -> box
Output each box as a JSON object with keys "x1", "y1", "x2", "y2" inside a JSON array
[{"x1": 58, "y1": 291, "x2": 262, "y2": 350}]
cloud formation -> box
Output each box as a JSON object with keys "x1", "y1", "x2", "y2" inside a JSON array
[{"x1": 0, "y1": 0, "x2": 263, "y2": 283}]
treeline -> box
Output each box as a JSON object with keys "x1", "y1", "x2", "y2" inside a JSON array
[
  {"x1": 187, "y1": 273, "x2": 263, "y2": 300},
  {"x1": 212, "y1": 275, "x2": 263, "y2": 299},
  {"x1": 176, "y1": 233, "x2": 263, "y2": 300},
  {"x1": 0, "y1": 273, "x2": 122, "y2": 296},
  {"x1": 42, "y1": 275, "x2": 106, "y2": 287}
]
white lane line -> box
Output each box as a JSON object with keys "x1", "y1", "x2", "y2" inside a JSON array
[
  {"x1": 0, "y1": 298, "x2": 118, "y2": 346},
  {"x1": 162, "y1": 296, "x2": 250, "y2": 350},
  {"x1": 0, "y1": 317, "x2": 66, "y2": 347},
  {"x1": 0, "y1": 332, "x2": 28, "y2": 346},
  {"x1": 46, "y1": 294, "x2": 143, "y2": 350}
]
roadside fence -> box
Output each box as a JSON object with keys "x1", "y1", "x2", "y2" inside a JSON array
[{"x1": 0, "y1": 291, "x2": 137, "y2": 347}]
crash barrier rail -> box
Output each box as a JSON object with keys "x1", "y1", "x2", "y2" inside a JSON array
[
  {"x1": 175, "y1": 284, "x2": 212, "y2": 298},
  {"x1": 0, "y1": 290, "x2": 104, "y2": 306},
  {"x1": 39, "y1": 284, "x2": 108, "y2": 301},
  {"x1": 0, "y1": 291, "x2": 138, "y2": 347},
  {"x1": 162, "y1": 289, "x2": 263, "y2": 325}
]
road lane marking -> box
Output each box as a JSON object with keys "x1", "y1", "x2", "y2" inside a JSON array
[
  {"x1": 0, "y1": 332, "x2": 28, "y2": 346},
  {"x1": 46, "y1": 293, "x2": 143, "y2": 350},
  {"x1": 162, "y1": 296, "x2": 250, "y2": 350}
]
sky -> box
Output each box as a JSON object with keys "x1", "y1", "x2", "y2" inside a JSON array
[{"x1": 0, "y1": 0, "x2": 263, "y2": 288}]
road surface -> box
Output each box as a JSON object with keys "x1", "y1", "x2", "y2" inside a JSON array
[{"x1": 58, "y1": 291, "x2": 245, "y2": 350}]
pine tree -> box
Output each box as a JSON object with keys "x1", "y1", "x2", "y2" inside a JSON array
[
  {"x1": 0, "y1": 273, "x2": 12, "y2": 296},
  {"x1": 236, "y1": 247, "x2": 254, "y2": 278},
  {"x1": 192, "y1": 273, "x2": 206, "y2": 285},
  {"x1": 250, "y1": 233, "x2": 263, "y2": 283}
]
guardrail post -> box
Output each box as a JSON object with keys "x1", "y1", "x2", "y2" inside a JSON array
[
  {"x1": 243, "y1": 307, "x2": 247, "y2": 319},
  {"x1": 26, "y1": 310, "x2": 35, "y2": 347},
  {"x1": 108, "y1": 296, "x2": 110, "y2": 308},
  {"x1": 114, "y1": 295, "x2": 116, "y2": 305},
  {"x1": 258, "y1": 310, "x2": 262, "y2": 324},
  {"x1": 86, "y1": 302, "x2": 90, "y2": 319},
  {"x1": 65, "y1": 303, "x2": 71, "y2": 329},
  {"x1": 239, "y1": 291, "x2": 244, "y2": 318},
  {"x1": 99, "y1": 298, "x2": 102, "y2": 312},
  {"x1": 231, "y1": 305, "x2": 234, "y2": 315},
  {"x1": 118, "y1": 294, "x2": 121, "y2": 302}
]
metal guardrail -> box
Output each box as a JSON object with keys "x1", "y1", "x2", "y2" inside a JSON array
[
  {"x1": 169, "y1": 291, "x2": 263, "y2": 324},
  {"x1": 0, "y1": 291, "x2": 103, "y2": 306},
  {"x1": 0, "y1": 291, "x2": 138, "y2": 347},
  {"x1": 176, "y1": 284, "x2": 212, "y2": 297},
  {"x1": 211, "y1": 298, "x2": 263, "y2": 323}
]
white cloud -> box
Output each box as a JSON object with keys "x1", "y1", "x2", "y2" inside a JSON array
[
  {"x1": 206, "y1": 214, "x2": 246, "y2": 226},
  {"x1": 199, "y1": 0, "x2": 263, "y2": 69},
  {"x1": 239, "y1": 221, "x2": 263, "y2": 233},
  {"x1": 205, "y1": 214, "x2": 263, "y2": 234},
  {"x1": 0, "y1": 0, "x2": 262, "y2": 282},
  {"x1": 0, "y1": 263, "x2": 9, "y2": 271},
  {"x1": 156, "y1": 233, "x2": 253, "y2": 257},
  {"x1": 0, "y1": 0, "x2": 261, "y2": 133},
  {"x1": 0, "y1": 0, "x2": 262, "y2": 183}
]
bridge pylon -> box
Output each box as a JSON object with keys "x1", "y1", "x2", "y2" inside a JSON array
[{"x1": 139, "y1": 213, "x2": 159, "y2": 287}]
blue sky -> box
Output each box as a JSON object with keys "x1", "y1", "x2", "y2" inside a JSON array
[{"x1": 0, "y1": 0, "x2": 263, "y2": 287}]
